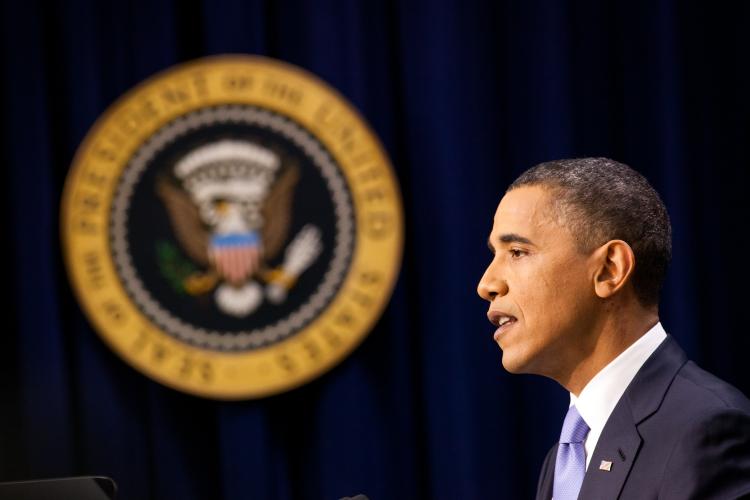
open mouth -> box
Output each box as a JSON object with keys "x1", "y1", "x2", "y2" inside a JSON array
[
  {"x1": 488, "y1": 311, "x2": 517, "y2": 341},
  {"x1": 494, "y1": 316, "x2": 517, "y2": 340}
]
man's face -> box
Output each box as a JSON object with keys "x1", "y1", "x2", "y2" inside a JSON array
[{"x1": 477, "y1": 185, "x2": 599, "y2": 379}]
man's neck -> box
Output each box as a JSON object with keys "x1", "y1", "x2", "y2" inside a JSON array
[{"x1": 560, "y1": 308, "x2": 660, "y2": 396}]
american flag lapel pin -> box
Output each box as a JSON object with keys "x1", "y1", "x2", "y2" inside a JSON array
[{"x1": 599, "y1": 460, "x2": 613, "y2": 471}]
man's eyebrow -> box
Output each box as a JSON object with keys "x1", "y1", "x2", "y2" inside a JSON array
[
  {"x1": 498, "y1": 233, "x2": 535, "y2": 245},
  {"x1": 487, "y1": 233, "x2": 535, "y2": 252}
]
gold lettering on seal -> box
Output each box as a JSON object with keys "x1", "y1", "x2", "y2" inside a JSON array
[
  {"x1": 262, "y1": 77, "x2": 303, "y2": 106},
  {"x1": 177, "y1": 355, "x2": 214, "y2": 383},
  {"x1": 82, "y1": 251, "x2": 106, "y2": 289},
  {"x1": 364, "y1": 211, "x2": 395, "y2": 239},
  {"x1": 160, "y1": 73, "x2": 208, "y2": 107},
  {"x1": 314, "y1": 101, "x2": 359, "y2": 155}
]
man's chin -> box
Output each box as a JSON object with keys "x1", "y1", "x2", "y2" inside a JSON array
[
  {"x1": 501, "y1": 351, "x2": 556, "y2": 380},
  {"x1": 500, "y1": 353, "x2": 530, "y2": 374}
]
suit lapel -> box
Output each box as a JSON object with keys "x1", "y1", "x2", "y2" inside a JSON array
[
  {"x1": 578, "y1": 336, "x2": 687, "y2": 500},
  {"x1": 578, "y1": 402, "x2": 641, "y2": 499},
  {"x1": 535, "y1": 444, "x2": 557, "y2": 500}
]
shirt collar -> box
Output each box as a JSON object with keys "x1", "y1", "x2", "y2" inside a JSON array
[{"x1": 570, "y1": 322, "x2": 668, "y2": 436}]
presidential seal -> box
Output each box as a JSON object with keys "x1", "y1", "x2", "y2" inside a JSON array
[{"x1": 61, "y1": 55, "x2": 403, "y2": 399}]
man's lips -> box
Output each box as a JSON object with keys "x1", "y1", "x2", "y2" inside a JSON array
[{"x1": 487, "y1": 310, "x2": 517, "y2": 341}]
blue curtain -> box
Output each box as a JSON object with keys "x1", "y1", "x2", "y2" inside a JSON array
[{"x1": 1, "y1": 1, "x2": 749, "y2": 499}]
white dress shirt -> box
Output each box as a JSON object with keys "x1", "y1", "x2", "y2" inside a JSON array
[{"x1": 569, "y1": 322, "x2": 667, "y2": 469}]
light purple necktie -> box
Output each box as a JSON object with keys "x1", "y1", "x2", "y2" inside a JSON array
[{"x1": 553, "y1": 405, "x2": 590, "y2": 500}]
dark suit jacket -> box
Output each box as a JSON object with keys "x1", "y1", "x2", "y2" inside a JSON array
[{"x1": 536, "y1": 336, "x2": 750, "y2": 500}]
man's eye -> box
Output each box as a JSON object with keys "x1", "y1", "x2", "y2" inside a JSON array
[{"x1": 510, "y1": 249, "x2": 526, "y2": 258}]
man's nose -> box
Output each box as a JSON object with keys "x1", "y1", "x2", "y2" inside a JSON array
[{"x1": 477, "y1": 261, "x2": 508, "y2": 301}]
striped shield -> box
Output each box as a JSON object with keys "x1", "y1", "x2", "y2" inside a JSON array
[{"x1": 208, "y1": 232, "x2": 262, "y2": 285}]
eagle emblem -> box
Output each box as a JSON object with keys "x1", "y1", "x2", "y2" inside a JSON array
[{"x1": 156, "y1": 139, "x2": 322, "y2": 317}]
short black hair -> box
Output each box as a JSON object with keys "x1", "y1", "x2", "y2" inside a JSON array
[{"x1": 508, "y1": 158, "x2": 671, "y2": 306}]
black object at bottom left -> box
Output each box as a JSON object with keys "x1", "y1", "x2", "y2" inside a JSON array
[{"x1": 0, "y1": 476, "x2": 116, "y2": 500}]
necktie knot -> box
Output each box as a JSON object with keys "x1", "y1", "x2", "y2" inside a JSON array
[
  {"x1": 559, "y1": 405, "x2": 589, "y2": 444},
  {"x1": 553, "y1": 405, "x2": 590, "y2": 500}
]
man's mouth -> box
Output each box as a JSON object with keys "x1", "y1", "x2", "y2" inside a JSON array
[
  {"x1": 487, "y1": 311, "x2": 517, "y2": 341},
  {"x1": 494, "y1": 316, "x2": 517, "y2": 340}
]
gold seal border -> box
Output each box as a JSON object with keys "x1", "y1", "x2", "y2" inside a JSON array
[{"x1": 61, "y1": 55, "x2": 403, "y2": 399}]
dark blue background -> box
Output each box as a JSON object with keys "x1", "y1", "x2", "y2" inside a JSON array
[{"x1": 1, "y1": 1, "x2": 749, "y2": 499}]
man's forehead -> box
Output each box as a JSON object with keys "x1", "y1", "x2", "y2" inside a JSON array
[{"x1": 493, "y1": 186, "x2": 555, "y2": 228}]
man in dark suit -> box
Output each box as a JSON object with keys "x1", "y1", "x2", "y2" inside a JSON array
[{"x1": 477, "y1": 158, "x2": 750, "y2": 499}]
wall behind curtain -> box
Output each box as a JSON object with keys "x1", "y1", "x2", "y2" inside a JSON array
[{"x1": 1, "y1": 1, "x2": 748, "y2": 499}]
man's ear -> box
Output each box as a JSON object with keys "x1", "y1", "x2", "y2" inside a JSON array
[{"x1": 592, "y1": 240, "x2": 635, "y2": 299}]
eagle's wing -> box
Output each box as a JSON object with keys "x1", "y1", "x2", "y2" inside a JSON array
[
  {"x1": 155, "y1": 177, "x2": 210, "y2": 266},
  {"x1": 262, "y1": 165, "x2": 300, "y2": 261}
]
